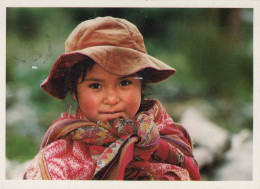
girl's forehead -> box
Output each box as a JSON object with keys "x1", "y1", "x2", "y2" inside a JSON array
[{"x1": 86, "y1": 63, "x2": 138, "y2": 79}]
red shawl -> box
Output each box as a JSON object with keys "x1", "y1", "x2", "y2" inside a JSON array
[{"x1": 24, "y1": 99, "x2": 200, "y2": 180}]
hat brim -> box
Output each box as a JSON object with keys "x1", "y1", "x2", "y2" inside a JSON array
[{"x1": 41, "y1": 46, "x2": 176, "y2": 100}]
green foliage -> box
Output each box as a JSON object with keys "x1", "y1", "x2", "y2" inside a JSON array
[
  {"x1": 6, "y1": 126, "x2": 40, "y2": 162},
  {"x1": 6, "y1": 8, "x2": 253, "y2": 162}
]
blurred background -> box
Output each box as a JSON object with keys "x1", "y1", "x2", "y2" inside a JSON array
[{"x1": 6, "y1": 8, "x2": 253, "y2": 180}]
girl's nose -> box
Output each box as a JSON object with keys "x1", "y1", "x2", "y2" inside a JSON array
[{"x1": 103, "y1": 88, "x2": 120, "y2": 105}]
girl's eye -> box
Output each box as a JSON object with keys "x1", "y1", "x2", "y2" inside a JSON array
[
  {"x1": 89, "y1": 83, "x2": 101, "y2": 89},
  {"x1": 120, "y1": 80, "x2": 132, "y2": 87}
]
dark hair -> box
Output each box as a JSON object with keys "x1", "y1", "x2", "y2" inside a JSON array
[
  {"x1": 68, "y1": 58, "x2": 153, "y2": 113},
  {"x1": 69, "y1": 58, "x2": 95, "y2": 99}
]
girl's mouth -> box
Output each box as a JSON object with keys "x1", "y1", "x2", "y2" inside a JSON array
[{"x1": 100, "y1": 111, "x2": 124, "y2": 120}]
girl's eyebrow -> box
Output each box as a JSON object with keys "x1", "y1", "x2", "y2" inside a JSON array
[
  {"x1": 83, "y1": 77, "x2": 104, "y2": 82},
  {"x1": 83, "y1": 74, "x2": 139, "y2": 82},
  {"x1": 119, "y1": 74, "x2": 138, "y2": 80}
]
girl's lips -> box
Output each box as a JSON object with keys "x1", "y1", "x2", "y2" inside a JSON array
[{"x1": 100, "y1": 111, "x2": 125, "y2": 120}]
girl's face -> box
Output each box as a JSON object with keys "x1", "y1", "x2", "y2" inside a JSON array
[{"x1": 72, "y1": 64, "x2": 142, "y2": 123}]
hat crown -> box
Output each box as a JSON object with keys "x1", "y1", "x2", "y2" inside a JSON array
[{"x1": 65, "y1": 16, "x2": 147, "y2": 54}]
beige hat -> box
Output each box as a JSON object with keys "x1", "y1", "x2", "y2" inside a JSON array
[{"x1": 41, "y1": 16, "x2": 176, "y2": 100}]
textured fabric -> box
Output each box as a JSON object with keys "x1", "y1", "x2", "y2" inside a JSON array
[
  {"x1": 40, "y1": 17, "x2": 176, "y2": 100},
  {"x1": 24, "y1": 99, "x2": 200, "y2": 180}
]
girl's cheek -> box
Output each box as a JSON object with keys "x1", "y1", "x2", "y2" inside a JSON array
[
  {"x1": 82, "y1": 95, "x2": 98, "y2": 108},
  {"x1": 77, "y1": 89, "x2": 97, "y2": 107},
  {"x1": 126, "y1": 90, "x2": 142, "y2": 113}
]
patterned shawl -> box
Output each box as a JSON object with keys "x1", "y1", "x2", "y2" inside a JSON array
[{"x1": 24, "y1": 99, "x2": 200, "y2": 180}]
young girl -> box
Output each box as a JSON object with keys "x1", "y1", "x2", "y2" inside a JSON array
[{"x1": 24, "y1": 16, "x2": 201, "y2": 180}]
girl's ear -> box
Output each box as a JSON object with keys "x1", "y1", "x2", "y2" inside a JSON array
[
  {"x1": 71, "y1": 92, "x2": 77, "y2": 101},
  {"x1": 141, "y1": 88, "x2": 145, "y2": 94}
]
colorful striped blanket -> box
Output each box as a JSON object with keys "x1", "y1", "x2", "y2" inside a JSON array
[{"x1": 24, "y1": 99, "x2": 200, "y2": 180}]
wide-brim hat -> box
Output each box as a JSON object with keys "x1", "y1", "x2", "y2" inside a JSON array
[{"x1": 41, "y1": 16, "x2": 176, "y2": 100}]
